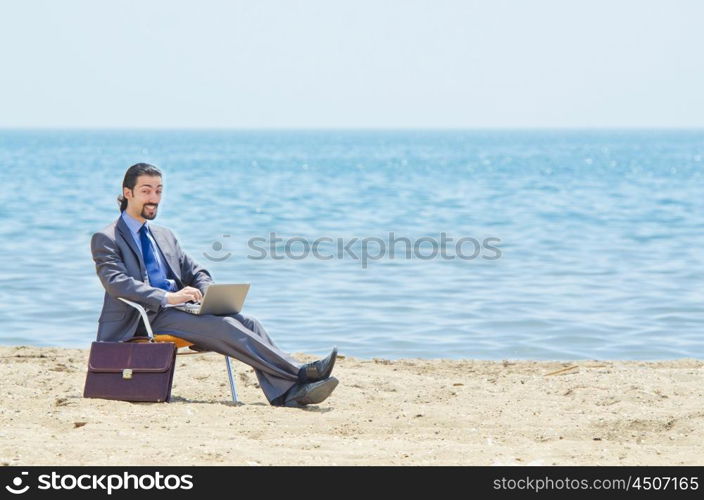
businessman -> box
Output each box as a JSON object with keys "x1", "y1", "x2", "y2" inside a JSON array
[{"x1": 91, "y1": 163, "x2": 339, "y2": 407}]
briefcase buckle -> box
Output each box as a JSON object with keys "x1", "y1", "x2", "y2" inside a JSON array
[{"x1": 122, "y1": 369, "x2": 133, "y2": 380}]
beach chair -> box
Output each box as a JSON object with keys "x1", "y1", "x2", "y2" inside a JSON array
[{"x1": 117, "y1": 297, "x2": 238, "y2": 403}]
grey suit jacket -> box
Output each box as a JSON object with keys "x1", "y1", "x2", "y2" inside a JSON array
[{"x1": 91, "y1": 216, "x2": 213, "y2": 342}]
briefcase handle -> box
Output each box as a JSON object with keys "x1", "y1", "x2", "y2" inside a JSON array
[{"x1": 118, "y1": 297, "x2": 155, "y2": 340}]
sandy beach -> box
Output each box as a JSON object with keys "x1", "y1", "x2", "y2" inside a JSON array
[{"x1": 0, "y1": 346, "x2": 702, "y2": 466}]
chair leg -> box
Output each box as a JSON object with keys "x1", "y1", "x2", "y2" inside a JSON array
[{"x1": 225, "y1": 356, "x2": 238, "y2": 403}]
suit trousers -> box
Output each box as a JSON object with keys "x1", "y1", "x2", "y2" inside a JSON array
[{"x1": 149, "y1": 308, "x2": 302, "y2": 403}]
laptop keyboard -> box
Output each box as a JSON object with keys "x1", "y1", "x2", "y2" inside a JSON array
[{"x1": 178, "y1": 302, "x2": 201, "y2": 314}]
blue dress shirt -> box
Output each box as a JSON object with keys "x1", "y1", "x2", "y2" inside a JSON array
[{"x1": 121, "y1": 211, "x2": 177, "y2": 305}]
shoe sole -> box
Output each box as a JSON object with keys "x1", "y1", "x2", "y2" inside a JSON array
[
  {"x1": 285, "y1": 377, "x2": 339, "y2": 406},
  {"x1": 319, "y1": 347, "x2": 338, "y2": 380},
  {"x1": 304, "y1": 347, "x2": 338, "y2": 382}
]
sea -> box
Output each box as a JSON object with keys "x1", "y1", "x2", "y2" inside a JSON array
[{"x1": 0, "y1": 129, "x2": 702, "y2": 360}]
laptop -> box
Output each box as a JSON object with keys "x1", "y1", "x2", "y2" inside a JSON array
[{"x1": 167, "y1": 283, "x2": 250, "y2": 316}]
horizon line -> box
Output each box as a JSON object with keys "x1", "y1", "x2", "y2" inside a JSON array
[{"x1": 2, "y1": 125, "x2": 704, "y2": 132}]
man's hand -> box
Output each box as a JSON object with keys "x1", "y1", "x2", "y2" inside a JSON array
[{"x1": 166, "y1": 286, "x2": 203, "y2": 305}]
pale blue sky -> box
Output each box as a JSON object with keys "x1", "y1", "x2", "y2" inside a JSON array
[{"x1": 1, "y1": 0, "x2": 702, "y2": 128}]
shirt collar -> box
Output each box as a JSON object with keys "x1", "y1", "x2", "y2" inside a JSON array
[{"x1": 121, "y1": 210, "x2": 147, "y2": 236}]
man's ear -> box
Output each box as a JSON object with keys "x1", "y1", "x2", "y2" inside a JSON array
[{"x1": 123, "y1": 187, "x2": 132, "y2": 199}]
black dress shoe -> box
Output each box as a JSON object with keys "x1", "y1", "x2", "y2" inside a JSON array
[
  {"x1": 299, "y1": 347, "x2": 338, "y2": 382},
  {"x1": 283, "y1": 377, "x2": 339, "y2": 407}
]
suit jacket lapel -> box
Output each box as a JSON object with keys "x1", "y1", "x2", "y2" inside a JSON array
[{"x1": 116, "y1": 216, "x2": 147, "y2": 275}]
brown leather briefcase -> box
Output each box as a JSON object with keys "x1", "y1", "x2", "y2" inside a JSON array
[{"x1": 83, "y1": 341, "x2": 177, "y2": 402}]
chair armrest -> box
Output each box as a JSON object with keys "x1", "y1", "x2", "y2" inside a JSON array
[{"x1": 117, "y1": 297, "x2": 154, "y2": 338}]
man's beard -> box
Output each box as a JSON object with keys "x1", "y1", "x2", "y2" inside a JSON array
[{"x1": 141, "y1": 204, "x2": 158, "y2": 220}]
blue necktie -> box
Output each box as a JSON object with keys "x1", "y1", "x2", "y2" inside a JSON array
[{"x1": 139, "y1": 224, "x2": 170, "y2": 291}]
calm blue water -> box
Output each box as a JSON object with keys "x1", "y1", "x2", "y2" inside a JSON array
[{"x1": 1, "y1": 130, "x2": 703, "y2": 360}]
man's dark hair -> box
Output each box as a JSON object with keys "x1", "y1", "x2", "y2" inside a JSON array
[{"x1": 117, "y1": 163, "x2": 162, "y2": 212}]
